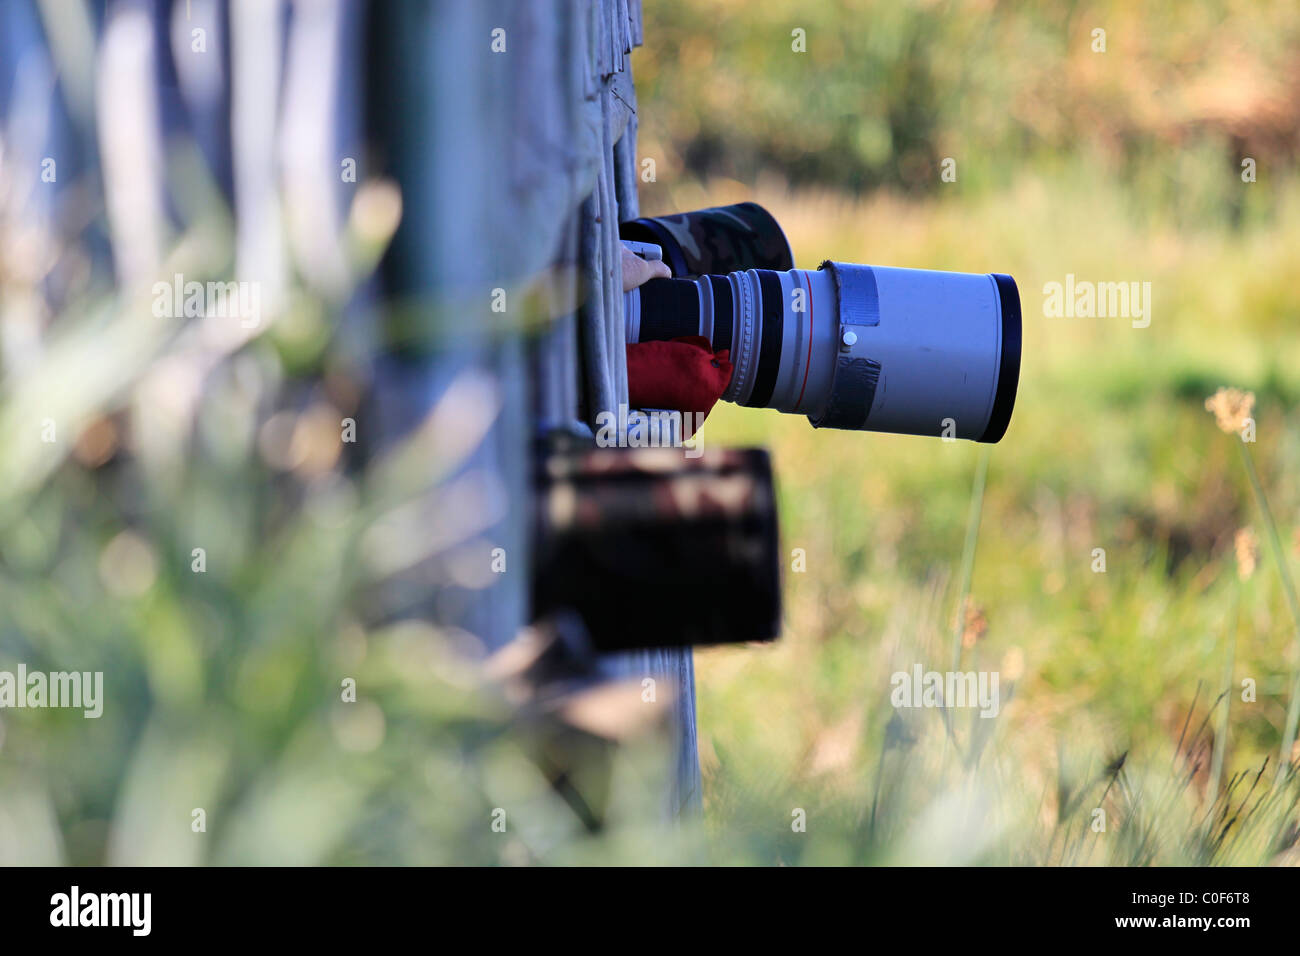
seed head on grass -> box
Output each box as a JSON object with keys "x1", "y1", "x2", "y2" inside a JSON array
[
  {"x1": 1207, "y1": 387, "x2": 1300, "y2": 780},
  {"x1": 1204, "y1": 387, "x2": 1255, "y2": 435},
  {"x1": 959, "y1": 598, "x2": 989, "y2": 650},
  {"x1": 1234, "y1": 527, "x2": 1259, "y2": 581}
]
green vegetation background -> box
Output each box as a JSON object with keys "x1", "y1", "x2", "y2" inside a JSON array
[
  {"x1": 635, "y1": 0, "x2": 1300, "y2": 863},
  {"x1": 3, "y1": 0, "x2": 1300, "y2": 865}
]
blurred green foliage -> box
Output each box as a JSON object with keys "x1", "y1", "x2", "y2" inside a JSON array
[
  {"x1": 4, "y1": 0, "x2": 1300, "y2": 867},
  {"x1": 638, "y1": 0, "x2": 1300, "y2": 222},
  {"x1": 631, "y1": 0, "x2": 1300, "y2": 864}
]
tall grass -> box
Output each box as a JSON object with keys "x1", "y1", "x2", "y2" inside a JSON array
[{"x1": 691, "y1": 172, "x2": 1300, "y2": 865}]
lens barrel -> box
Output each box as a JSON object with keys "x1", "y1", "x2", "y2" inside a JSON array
[{"x1": 626, "y1": 262, "x2": 1021, "y2": 443}]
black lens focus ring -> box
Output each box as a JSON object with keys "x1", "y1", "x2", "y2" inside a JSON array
[
  {"x1": 722, "y1": 272, "x2": 759, "y2": 405},
  {"x1": 743, "y1": 270, "x2": 785, "y2": 409}
]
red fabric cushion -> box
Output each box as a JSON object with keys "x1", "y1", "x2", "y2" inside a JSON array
[{"x1": 626, "y1": 336, "x2": 733, "y2": 435}]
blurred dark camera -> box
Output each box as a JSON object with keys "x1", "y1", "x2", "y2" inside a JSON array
[{"x1": 532, "y1": 443, "x2": 781, "y2": 651}]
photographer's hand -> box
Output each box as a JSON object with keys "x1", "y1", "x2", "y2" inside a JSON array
[{"x1": 621, "y1": 244, "x2": 671, "y2": 291}]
